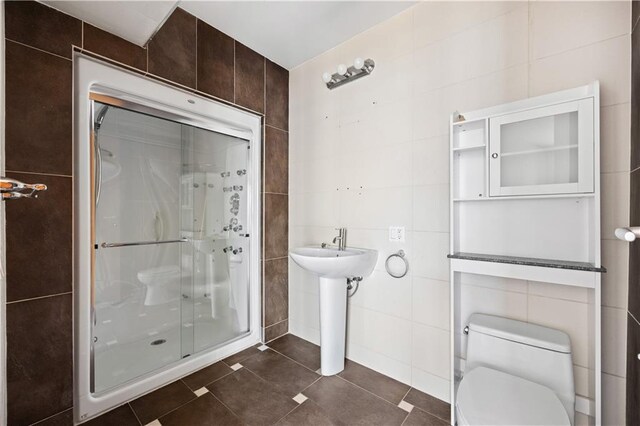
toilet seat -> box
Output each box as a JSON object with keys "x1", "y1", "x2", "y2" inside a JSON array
[{"x1": 456, "y1": 366, "x2": 571, "y2": 426}]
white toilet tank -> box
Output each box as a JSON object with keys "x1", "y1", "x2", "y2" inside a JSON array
[{"x1": 465, "y1": 314, "x2": 575, "y2": 423}]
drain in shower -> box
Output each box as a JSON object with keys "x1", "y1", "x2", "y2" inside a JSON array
[{"x1": 150, "y1": 339, "x2": 167, "y2": 346}]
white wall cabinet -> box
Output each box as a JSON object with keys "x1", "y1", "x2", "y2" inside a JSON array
[{"x1": 489, "y1": 99, "x2": 594, "y2": 197}]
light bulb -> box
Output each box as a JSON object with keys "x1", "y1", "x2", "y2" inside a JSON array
[
  {"x1": 337, "y1": 64, "x2": 348, "y2": 75},
  {"x1": 354, "y1": 57, "x2": 364, "y2": 70},
  {"x1": 322, "y1": 72, "x2": 332, "y2": 83}
]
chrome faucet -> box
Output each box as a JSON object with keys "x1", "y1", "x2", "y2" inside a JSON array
[{"x1": 333, "y1": 228, "x2": 347, "y2": 251}]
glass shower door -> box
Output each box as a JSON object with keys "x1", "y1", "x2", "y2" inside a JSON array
[
  {"x1": 181, "y1": 126, "x2": 251, "y2": 354},
  {"x1": 92, "y1": 100, "x2": 250, "y2": 394}
]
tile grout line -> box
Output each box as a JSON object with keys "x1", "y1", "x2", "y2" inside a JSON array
[
  {"x1": 208, "y1": 389, "x2": 245, "y2": 423},
  {"x1": 28, "y1": 407, "x2": 72, "y2": 425},
  {"x1": 299, "y1": 375, "x2": 323, "y2": 394},
  {"x1": 265, "y1": 123, "x2": 289, "y2": 134},
  {"x1": 5, "y1": 38, "x2": 72, "y2": 61},
  {"x1": 7, "y1": 291, "x2": 72, "y2": 305},
  {"x1": 137, "y1": 379, "x2": 199, "y2": 423},
  {"x1": 271, "y1": 398, "x2": 305, "y2": 425},
  {"x1": 265, "y1": 345, "x2": 320, "y2": 374},
  {"x1": 127, "y1": 402, "x2": 143, "y2": 426},
  {"x1": 335, "y1": 374, "x2": 411, "y2": 409},
  {"x1": 5, "y1": 170, "x2": 72, "y2": 178}
]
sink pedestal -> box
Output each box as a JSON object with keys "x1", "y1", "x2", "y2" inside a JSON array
[{"x1": 319, "y1": 277, "x2": 347, "y2": 375}]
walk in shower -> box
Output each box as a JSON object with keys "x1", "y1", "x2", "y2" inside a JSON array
[{"x1": 74, "y1": 57, "x2": 261, "y2": 422}]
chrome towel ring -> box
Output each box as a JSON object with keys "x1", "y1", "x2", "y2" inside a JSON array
[{"x1": 386, "y1": 250, "x2": 408, "y2": 278}]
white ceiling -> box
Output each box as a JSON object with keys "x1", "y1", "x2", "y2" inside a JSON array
[
  {"x1": 42, "y1": 1, "x2": 179, "y2": 47},
  {"x1": 43, "y1": 1, "x2": 415, "y2": 70},
  {"x1": 180, "y1": 1, "x2": 415, "y2": 69}
]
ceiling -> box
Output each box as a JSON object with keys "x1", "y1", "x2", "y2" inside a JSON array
[
  {"x1": 180, "y1": 1, "x2": 415, "y2": 69},
  {"x1": 42, "y1": 1, "x2": 415, "y2": 70},
  {"x1": 42, "y1": 1, "x2": 179, "y2": 47}
]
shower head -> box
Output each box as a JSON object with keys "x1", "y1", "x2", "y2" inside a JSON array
[{"x1": 95, "y1": 105, "x2": 110, "y2": 131}]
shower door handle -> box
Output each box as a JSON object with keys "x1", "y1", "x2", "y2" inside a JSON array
[
  {"x1": 100, "y1": 238, "x2": 189, "y2": 248},
  {"x1": 94, "y1": 134, "x2": 102, "y2": 206}
]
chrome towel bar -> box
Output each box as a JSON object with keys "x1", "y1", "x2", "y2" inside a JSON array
[
  {"x1": 385, "y1": 250, "x2": 409, "y2": 278},
  {"x1": 100, "y1": 238, "x2": 188, "y2": 249}
]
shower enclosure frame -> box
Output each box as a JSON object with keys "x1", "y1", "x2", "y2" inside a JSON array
[{"x1": 73, "y1": 55, "x2": 262, "y2": 422}]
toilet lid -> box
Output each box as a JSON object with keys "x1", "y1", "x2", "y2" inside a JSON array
[{"x1": 456, "y1": 367, "x2": 570, "y2": 426}]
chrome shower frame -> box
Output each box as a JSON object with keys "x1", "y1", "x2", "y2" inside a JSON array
[{"x1": 73, "y1": 55, "x2": 262, "y2": 423}]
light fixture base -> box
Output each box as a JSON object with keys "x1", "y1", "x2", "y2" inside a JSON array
[{"x1": 325, "y1": 59, "x2": 375, "y2": 90}]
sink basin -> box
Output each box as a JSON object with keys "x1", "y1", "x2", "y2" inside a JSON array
[
  {"x1": 290, "y1": 245, "x2": 378, "y2": 376},
  {"x1": 289, "y1": 246, "x2": 377, "y2": 278}
]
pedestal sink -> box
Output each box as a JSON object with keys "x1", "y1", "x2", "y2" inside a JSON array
[{"x1": 289, "y1": 246, "x2": 378, "y2": 375}]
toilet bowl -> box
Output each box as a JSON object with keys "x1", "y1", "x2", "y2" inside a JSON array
[
  {"x1": 457, "y1": 314, "x2": 575, "y2": 426},
  {"x1": 137, "y1": 265, "x2": 181, "y2": 305}
]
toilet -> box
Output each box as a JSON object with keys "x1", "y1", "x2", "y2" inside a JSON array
[
  {"x1": 137, "y1": 265, "x2": 181, "y2": 306},
  {"x1": 456, "y1": 314, "x2": 575, "y2": 426}
]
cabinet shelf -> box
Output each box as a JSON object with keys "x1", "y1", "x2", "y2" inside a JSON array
[
  {"x1": 453, "y1": 144, "x2": 486, "y2": 152},
  {"x1": 453, "y1": 192, "x2": 594, "y2": 202},
  {"x1": 500, "y1": 144, "x2": 578, "y2": 158},
  {"x1": 448, "y1": 252, "x2": 605, "y2": 272}
]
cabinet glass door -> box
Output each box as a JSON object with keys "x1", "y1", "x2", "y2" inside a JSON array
[{"x1": 489, "y1": 99, "x2": 594, "y2": 196}]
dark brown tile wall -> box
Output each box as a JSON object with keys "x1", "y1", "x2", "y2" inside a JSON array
[
  {"x1": 83, "y1": 23, "x2": 147, "y2": 70},
  {"x1": 6, "y1": 294, "x2": 73, "y2": 424},
  {"x1": 235, "y1": 42, "x2": 265, "y2": 113},
  {"x1": 629, "y1": 4, "x2": 640, "y2": 423},
  {"x1": 197, "y1": 19, "x2": 234, "y2": 102},
  {"x1": 627, "y1": 314, "x2": 640, "y2": 425},
  {"x1": 148, "y1": 8, "x2": 197, "y2": 88},
  {"x1": 3, "y1": 2, "x2": 288, "y2": 424}
]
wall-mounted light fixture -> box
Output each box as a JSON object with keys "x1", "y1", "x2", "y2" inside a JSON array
[{"x1": 322, "y1": 58, "x2": 375, "y2": 90}]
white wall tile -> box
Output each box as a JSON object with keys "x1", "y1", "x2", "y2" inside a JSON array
[
  {"x1": 602, "y1": 373, "x2": 626, "y2": 426},
  {"x1": 530, "y1": 0, "x2": 631, "y2": 60},
  {"x1": 412, "y1": 323, "x2": 451, "y2": 379},
  {"x1": 601, "y1": 103, "x2": 631, "y2": 173},
  {"x1": 413, "y1": 184, "x2": 449, "y2": 232},
  {"x1": 346, "y1": 341, "x2": 412, "y2": 385},
  {"x1": 602, "y1": 306, "x2": 627, "y2": 377},
  {"x1": 529, "y1": 35, "x2": 631, "y2": 107},
  {"x1": 456, "y1": 284, "x2": 528, "y2": 332},
  {"x1": 412, "y1": 136, "x2": 450, "y2": 186},
  {"x1": 601, "y1": 239, "x2": 629, "y2": 309},
  {"x1": 459, "y1": 273, "x2": 528, "y2": 294},
  {"x1": 349, "y1": 269, "x2": 412, "y2": 321},
  {"x1": 347, "y1": 305, "x2": 412, "y2": 364},
  {"x1": 412, "y1": 1, "x2": 521, "y2": 49},
  {"x1": 412, "y1": 232, "x2": 450, "y2": 280},
  {"x1": 527, "y1": 296, "x2": 591, "y2": 368},
  {"x1": 573, "y1": 365, "x2": 594, "y2": 399},
  {"x1": 339, "y1": 186, "x2": 413, "y2": 230},
  {"x1": 411, "y1": 367, "x2": 451, "y2": 403},
  {"x1": 413, "y1": 277, "x2": 450, "y2": 331},
  {"x1": 601, "y1": 172, "x2": 630, "y2": 241},
  {"x1": 527, "y1": 281, "x2": 589, "y2": 304}
]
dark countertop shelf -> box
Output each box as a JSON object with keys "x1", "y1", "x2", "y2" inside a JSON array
[{"x1": 448, "y1": 252, "x2": 606, "y2": 273}]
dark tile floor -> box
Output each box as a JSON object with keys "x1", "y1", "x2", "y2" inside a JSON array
[{"x1": 41, "y1": 334, "x2": 450, "y2": 426}]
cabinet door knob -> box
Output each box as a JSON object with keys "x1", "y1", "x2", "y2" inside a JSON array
[{"x1": 491, "y1": 153, "x2": 499, "y2": 159}]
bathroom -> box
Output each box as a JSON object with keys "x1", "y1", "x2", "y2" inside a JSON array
[{"x1": 0, "y1": 0, "x2": 636, "y2": 425}]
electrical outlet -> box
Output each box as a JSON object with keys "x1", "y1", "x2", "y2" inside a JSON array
[{"x1": 389, "y1": 226, "x2": 405, "y2": 242}]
